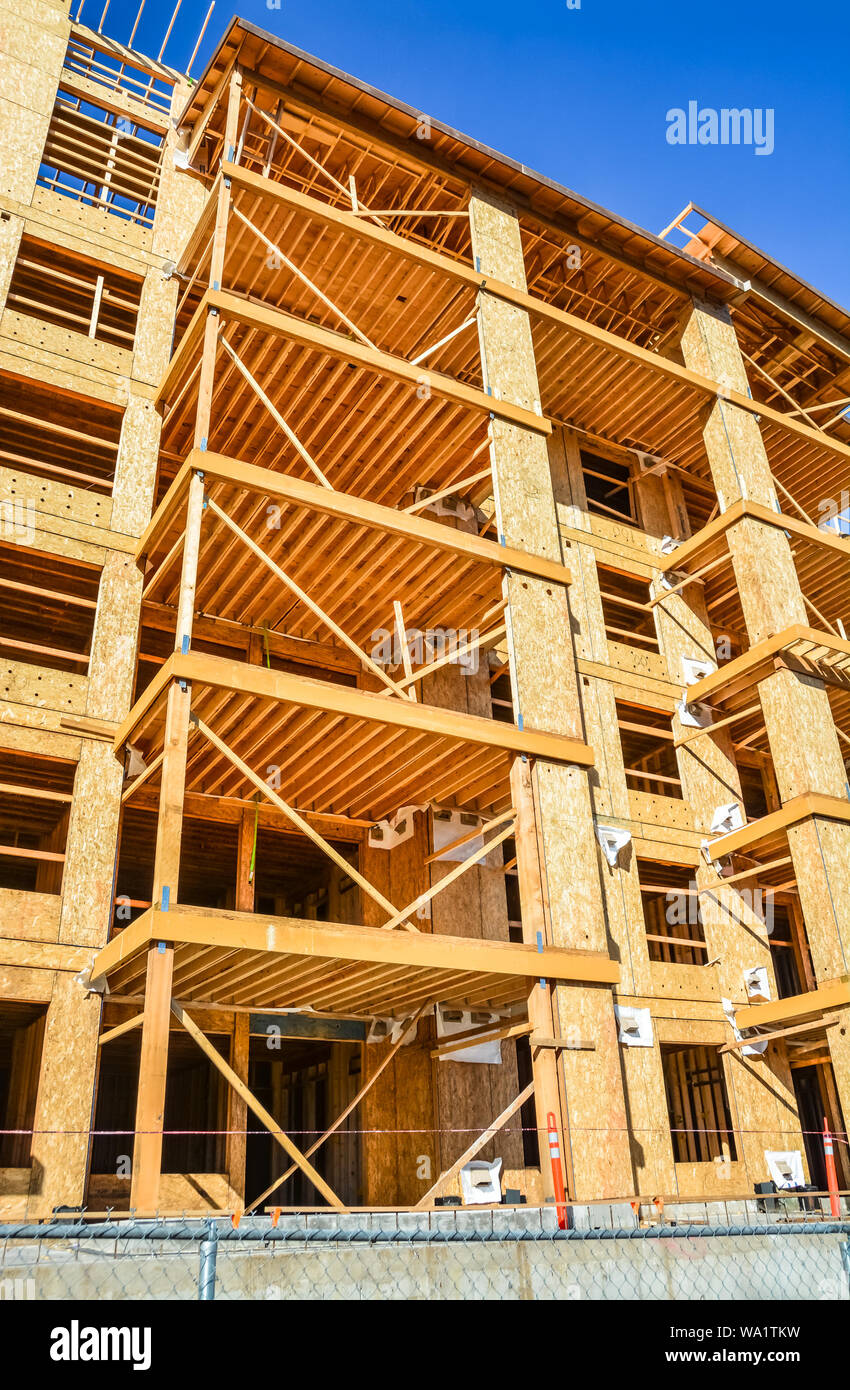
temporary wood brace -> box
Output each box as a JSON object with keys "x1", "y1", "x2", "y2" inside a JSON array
[
  {"x1": 121, "y1": 750, "x2": 164, "y2": 803},
  {"x1": 413, "y1": 1082, "x2": 535, "y2": 1209},
  {"x1": 231, "y1": 203, "x2": 378, "y2": 349},
  {"x1": 171, "y1": 999, "x2": 347, "y2": 1211},
  {"x1": 735, "y1": 983, "x2": 850, "y2": 1031},
  {"x1": 378, "y1": 817, "x2": 517, "y2": 931},
  {"x1": 403, "y1": 463, "x2": 492, "y2": 514},
  {"x1": 245, "y1": 1000, "x2": 431, "y2": 1214},
  {"x1": 192, "y1": 713, "x2": 420, "y2": 932},
  {"x1": 242, "y1": 94, "x2": 386, "y2": 229},
  {"x1": 217, "y1": 334, "x2": 333, "y2": 488},
  {"x1": 424, "y1": 808, "x2": 516, "y2": 864},
  {"x1": 674, "y1": 702, "x2": 762, "y2": 749},
  {"x1": 430, "y1": 1020, "x2": 533, "y2": 1059},
  {"x1": 205, "y1": 494, "x2": 413, "y2": 699},
  {"x1": 97, "y1": 1012, "x2": 145, "y2": 1046},
  {"x1": 384, "y1": 623, "x2": 508, "y2": 696}
]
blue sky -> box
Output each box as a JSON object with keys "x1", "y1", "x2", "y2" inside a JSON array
[{"x1": 98, "y1": 0, "x2": 850, "y2": 305}]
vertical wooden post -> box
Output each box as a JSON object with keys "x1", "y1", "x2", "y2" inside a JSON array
[
  {"x1": 129, "y1": 70, "x2": 240, "y2": 1209},
  {"x1": 226, "y1": 808, "x2": 256, "y2": 1202},
  {"x1": 130, "y1": 474, "x2": 206, "y2": 1209},
  {"x1": 511, "y1": 756, "x2": 572, "y2": 1199},
  {"x1": 227, "y1": 1013, "x2": 251, "y2": 1203}
]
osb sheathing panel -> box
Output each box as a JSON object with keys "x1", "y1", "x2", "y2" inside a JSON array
[
  {"x1": 682, "y1": 304, "x2": 850, "y2": 1103},
  {"x1": 470, "y1": 188, "x2": 633, "y2": 1199},
  {"x1": 425, "y1": 659, "x2": 524, "y2": 1184},
  {"x1": 0, "y1": 345, "x2": 124, "y2": 406},
  {"x1": 655, "y1": 1016, "x2": 727, "y2": 1045},
  {"x1": 89, "y1": 1172, "x2": 241, "y2": 1210},
  {"x1": 556, "y1": 981, "x2": 631, "y2": 1201},
  {"x1": 0, "y1": 963, "x2": 54, "y2": 1001},
  {"x1": 0, "y1": 102, "x2": 54, "y2": 205},
  {"x1": 0, "y1": 465, "x2": 113, "y2": 532},
  {"x1": 679, "y1": 299, "x2": 777, "y2": 510},
  {"x1": 549, "y1": 444, "x2": 656, "y2": 1000},
  {"x1": 0, "y1": 307, "x2": 134, "y2": 377},
  {"x1": 360, "y1": 814, "x2": 438, "y2": 1207},
  {"x1": 787, "y1": 817, "x2": 850, "y2": 981},
  {"x1": 619, "y1": 1046, "x2": 677, "y2": 1196},
  {"x1": 627, "y1": 789, "x2": 694, "y2": 833},
  {"x1": 0, "y1": 1175, "x2": 29, "y2": 1219},
  {"x1": 0, "y1": 659, "x2": 88, "y2": 715},
  {"x1": 0, "y1": 2, "x2": 65, "y2": 205},
  {"x1": 131, "y1": 273, "x2": 180, "y2": 388},
  {"x1": 29, "y1": 186, "x2": 153, "y2": 254},
  {"x1": 0, "y1": 887, "x2": 61, "y2": 942},
  {"x1": 85, "y1": 550, "x2": 142, "y2": 720},
  {"x1": 153, "y1": 81, "x2": 207, "y2": 263},
  {"x1": 0, "y1": 717, "x2": 79, "y2": 759},
  {"x1": 0, "y1": 214, "x2": 23, "y2": 311},
  {"x1": 58, "y1": 739, "x2": 123, "y2": 947},
  {"x1": 0, "y1": 0, "x2": 70, "y2": 32},
  {"x1": 579, "y1": 660, "x2": 680, "y2": 708},
  {"x1": 0, "y1": 322, "x2": 135, "y2": 400},
  {"x1": 648, "y1": 960, "x2": 719, "y2": 1004},
  {"x1": 11, "y1": 518, "x2": 107, "y2": 567},
  {"x1": 0, "y1": 696, "x2": 89, "y2": 738},
  {"x1": 27, "y1": 970, "x2": 101, "y2": 1218},
  {"x1": 672, "y1": 1160, "x2": 749, "y2": 1199},
  {"x1": 659, "y1": 347, "x2": 806, "y2": 1179},
  {"x1": 110, "y1": 393, "x2": 163, "y2": 536},
  {"x1": 759, "y1": 668, "x2": 847, "y2": 801},
  {"x1": 3, "y1": 200, "x2": 155, "y2": 277},
  {"x1": 606, "y1": 641, "x2": 670, "y2": 684}
]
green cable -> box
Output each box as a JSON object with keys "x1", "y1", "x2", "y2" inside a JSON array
[{"x1": 248, "y1": 800, "x2": 259, "y2": 884}]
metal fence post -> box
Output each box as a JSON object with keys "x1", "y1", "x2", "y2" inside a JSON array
[{"x1": 198, "y1": 1219, "x2": 218, "y2": 1300}]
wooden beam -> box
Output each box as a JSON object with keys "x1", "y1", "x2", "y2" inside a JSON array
[
  {"x1": 735, "y1": 983, "x2": 850, "y2": 1030},
  {"x1": 113, "y1": 651, "x2": 596, "y2": 771},
  {"x1": 158, "y1": 287, "x2": 552, "y2": 438},
  {"x1": 720, "y1": 1013, "x2": 841, "y2": 1053},
  {"x1": 89, "y1": 904, "x2": 621, "y2": 990},
  {"x1": 688, "y1": 625, "x2": 850, "y2": 706},
  {"x1": 138, "y1": 450, "x2": 574, "y2": 588},
  {"x1": 708, "y1": 793, "x2": 850, "y2": 861},
  {"x1": 129, "y1": 942, "x2": 173, "y2": 1211}
]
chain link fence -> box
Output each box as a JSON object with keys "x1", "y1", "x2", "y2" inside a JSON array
[{"x1": 2, "y1": 1210, "x2": 850, "y2": 1300}]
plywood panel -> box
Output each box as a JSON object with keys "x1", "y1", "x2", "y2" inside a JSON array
[{"x1": 470, "y1": 187, "x2": 632, "y2": 1200}]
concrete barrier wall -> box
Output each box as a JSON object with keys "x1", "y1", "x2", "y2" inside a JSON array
[{"x1": 1, "y1": 1211, "x2": 849, "y2": 1301}]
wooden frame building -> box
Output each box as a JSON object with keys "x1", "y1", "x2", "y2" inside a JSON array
[{"x1": 2, "y1": 3, "x2": 850, "y2": 1217}]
